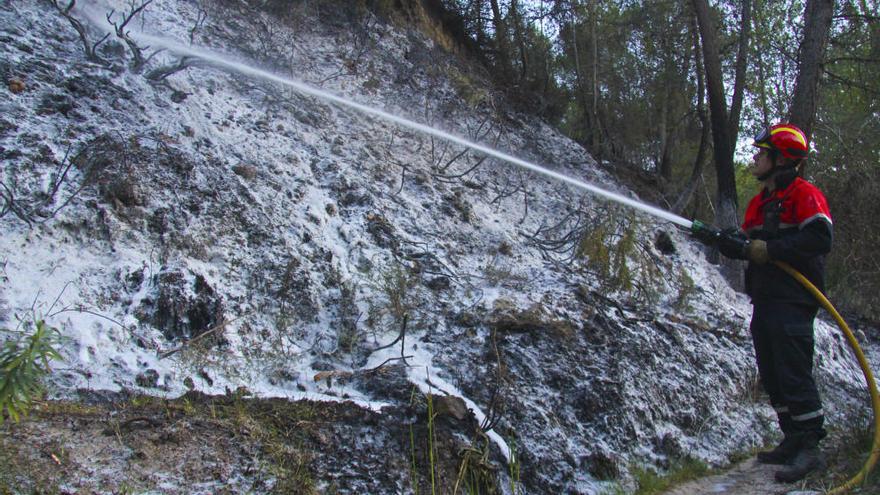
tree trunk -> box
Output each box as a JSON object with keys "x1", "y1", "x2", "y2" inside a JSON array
[
  {"x1": 673, "y1": 17, "x2": 710, "y2": 215},
  {"x1": 691, "y1": 0, "x2": 737, "y2": 228},
  {"x1": 728, "y1": 0, "x2": 752, "y2": 142},
  {"x1": 658, "y1": 91, "x2": 673, "y2": 182},
  {"x1": 692, "y1": 0, "x2": 748, "y2": 288},
  {"x1": 489, "y1": 0, "x2": 512, "y2": 78},
  {"x1": 570, "y1": 4, "x2": 599, "y2": 153},
  {"x1": 787, "y1": 0, "x2": 834, "y2": 140},
  {"x1": 510, "y1": 0, "x2": 528, "y2": 81}
]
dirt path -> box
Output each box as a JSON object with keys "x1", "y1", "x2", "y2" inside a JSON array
[{"x1": 662, "y1": 458, "x2": 821, "y2": 495}]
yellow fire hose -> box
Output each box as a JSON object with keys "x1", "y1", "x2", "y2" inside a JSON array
[{"x1": 774, "y1": 261, "x2": 880, "y2": 493}]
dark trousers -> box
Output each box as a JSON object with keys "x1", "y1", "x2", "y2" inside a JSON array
[{"x1": 750, "y1": 302, "x2": 825, "y2": 435}]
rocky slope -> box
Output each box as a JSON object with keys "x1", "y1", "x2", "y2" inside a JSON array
[{"x1": 0, "y1": 0, "x2": 875, "y2": 493}]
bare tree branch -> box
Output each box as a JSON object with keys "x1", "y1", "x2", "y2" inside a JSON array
[
  {"x1": 189, "y1": 8, "x2": 207, "y2": 45},
  {"x1": 0, "y1": 181, "x2": 34, "y2": 226},
  {"x1": 107, "y1": 0, "x2": 154, "y2": 73},
  {"x1": 48, "y1": 0, "x2": 110, "y2": 64},
  {"x1": 145, "y1": 56, "x2": 200, "y2": 82}
]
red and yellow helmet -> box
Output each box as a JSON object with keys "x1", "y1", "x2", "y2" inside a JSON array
[{"x1": 752, "y1": 123, "x2": 808, "y2": 160}]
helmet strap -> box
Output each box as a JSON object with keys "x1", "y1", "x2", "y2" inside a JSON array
[
  {"x1": 761, "y1": 166, "x2": 799, "y2": 190},
  {"x1": 757, "y1": 152, "x2": 801, "y2": 184},
  {"x1": 757, "y1": 149, "x2": 782, "y2": 182}
]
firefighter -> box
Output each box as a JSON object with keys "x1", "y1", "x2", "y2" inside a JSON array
[{"x1": 717, "y1": 123, "x2": 833, "y2": 483}]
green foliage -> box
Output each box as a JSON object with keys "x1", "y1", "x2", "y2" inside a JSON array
[
  {"x1": 453, "y1": 440, "x2": 496, "y2": 495},
  {"x1": 733, "y1": 162, "x2": 760, "y2": 219},
  {"x1": 555, "y1": 0, "x2": 701, "y2": 172},
  {"x1": 631, "y1": 458, "x2": 712, "y2": 495},
  {"x1": 492, "y1": 303, "x2": 575, "y2": 340},
  {"x1": 0, "y1": 433, "x2": 62, "y2": 494},
  {"x1": 576, "y1": 211, "x2": 662, "y2": 305},
  {"x1": 366, "y1": 259, "x2": 419, "y2": 331},
  {"x1": 672, "y1": 268, "x2": 696, "y2": 312},
  {"x1": 1, "y1": 392, "x2": 320, "y2": 494},
  {"x1": 206, "y1": 395, "x2": 318, "y2": 494},
  {"x1": 507, "y1": 436, "x2": 521, "y2": 494},
  {"x1": 427, "y1": 392, "x2": 437, "y2": 494},
  {"x1": 816, "y1": 422, "x2": 880, "y2": 493},
  {"x1": 807, "y1": 4, "x2": 880, "y2": 319},
  {"x1": 335, "y1": 280, "x2": 361, "y2": 354},
  {"x1": 0, "y1": 319, "x2": 63, "y2": 423},
  {"x1": 431, "y1": 1, "x2": 880, "y2": 317},
  {"x1": 450, "y1": 68, "x2": 489, "y2": 109},
  {"x1": 408, "y1": 388, "x2": 439, "y2": 495},
  {"x1": 410, "y1": 423, "x2": 420, "y2": 495},
  {"x1": 577, "y1": 220, "x2": 613, "y2": 282},
  {"x1": 408, "y1": 385, "x2": 506, "y2": 495}
]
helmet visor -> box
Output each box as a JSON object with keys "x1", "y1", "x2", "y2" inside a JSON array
[{"x1": 752, "y1": 127, "x2": 771, "y2": 148}]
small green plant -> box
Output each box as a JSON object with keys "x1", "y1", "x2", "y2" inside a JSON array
[
  {"x1": 0, "y1": 319, "x2": 63, "y2": 423},
  {"x1": 449, "y1": 69, "x2": 489, "y2": 109},
  {"x1": 366, "y1": 259, "x2": 419, "y2": 333},
  {"x1": 427, "y1": 392, "x2": 437, "y2": 495},
  {"x1": 672, "y1": 268, "x2": 696, "y2": 312},
  {"x1": 598, "y1": 484, "x2": 627, "y2": 495},
  {"x1": 631, "y1": 458, "x2": 712, "y2": 495},
  {"x1": 612, "y1": 220, "x2": 636, "y2": 292},
  {"x1": 577, "y1": 221, "x2": 612, "y2": 281},
  {"x1": 507, "y1": 436, "x2": 521, "y2": 494},
  {"x1": 409, "y1": 386, "x2": 422, "y2": 495},
  {"x1": 410, "y1": 422, "x2": 421, "y2": 495},
  {"x1": 577, "y1": 212, "x2": 640, "y2": 293},
  {"x1": 815, "y1": 423, "x2": 880, "y2": 493},
  {"x1": 576, "y1": 211, "x2": 672, "y2": 306},
  {"x1": 453, "y1": 440, "x2": 495, "y2": 495}
]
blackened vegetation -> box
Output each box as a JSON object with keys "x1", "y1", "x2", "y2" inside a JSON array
[
  {"x1": 72, "y1": 140, "x2": 233, "y2": 347},
  {"x1": 270, "y1": 257, "x2": 320, "y2": 323},
  {"x1": 491, "y1": 304, "x2": 575, "y2": 340},
  {"x1": 74, "y1": 133, "x2": 194, "y2": 210},
  {"x1": 137, "y1": 268, "x2": 225, "y2": 343},
  {"x1": 366, "y1": 212, "x2": 400, "y2": 252}
]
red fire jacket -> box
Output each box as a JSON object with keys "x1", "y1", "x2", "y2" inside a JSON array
[{"x1": 741, "y1": 174, "x2": 833, "y2": 304}]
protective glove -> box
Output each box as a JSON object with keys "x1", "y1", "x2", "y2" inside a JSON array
[
  {"x1": 717, "y1": 228, "x2": 749, "y2": 260},
  {"x1": 744, "y1": 239, "x2": 770, "y2": 264}
]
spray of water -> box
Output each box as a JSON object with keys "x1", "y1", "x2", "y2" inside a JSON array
[{"x1": 81, "y1": 4, "x2": 693, "y2": 229}]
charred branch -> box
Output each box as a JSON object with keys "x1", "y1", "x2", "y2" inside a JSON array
[
  {"x1": 370, "y1": 313, "x2": 410, "y2": 366},
  {"x1": 189, "y1": 8, "x2": 207, "y2": 45},
  {"x1": 145, "y1": 56, "x2": 200, "y2": 82},
  {"x1": 0, "y1": 145, "x2": 88, "y2": 225},
  {"x1": 49, "y1": 0, "x2": 110, "y2": 64},
  {"x1": 0, "y1": 181, "x2": 34, "y2": 227},
  {"x1": 107, "y1": 0, "x2": 154, "y2": 73}
]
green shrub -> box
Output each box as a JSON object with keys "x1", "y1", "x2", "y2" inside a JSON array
[
  {"x1": 577, "y1": 213, "x2": 639, "y2": 292},
  {"x1": 366, "y1": 259, "x2": 419, "y2": 331},
  {"x1": 0, "y1": 319, "x2": 63, "y2": 423}
]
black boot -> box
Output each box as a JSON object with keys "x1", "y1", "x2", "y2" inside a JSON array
[
  {"x1": 757, "y1": 435, "x2": 800, "y2": 465},
  {"x1": 774, "y1": 432, "x2": 825, "y2": 483}
]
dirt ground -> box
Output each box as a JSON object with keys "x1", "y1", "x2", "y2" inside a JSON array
[
  {"x1": 662, "y1": 458, "x2": 824, "y2": 495},
  {"x1": 1, "y1": 392, "x2": 875, "y2": 495},
  {"x1": 0, "y1": 388, "x2": 479, "y2": 495}
]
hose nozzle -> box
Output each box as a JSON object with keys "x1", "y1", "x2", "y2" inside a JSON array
[
  {"x1": 690, "y1": 219, "x2": 751, "y2": 259},
  {"x1": 690, "y1": 220, "x2": 722, "y2": 246}
]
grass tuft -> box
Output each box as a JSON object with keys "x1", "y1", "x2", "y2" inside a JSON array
[{"x1": 631, "y1": 458, "x2": 712, "y2": 495}]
